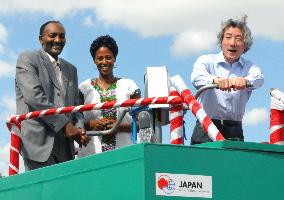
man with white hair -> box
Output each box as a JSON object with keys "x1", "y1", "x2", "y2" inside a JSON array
[{"x1": 191, "y1": 15, "x2": 264, "y2": 144}]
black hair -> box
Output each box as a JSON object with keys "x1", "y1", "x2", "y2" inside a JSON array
[
  {"x1": 90, "y1": 35, "x2": 118, "y2": 59},
  {"x1": 39, "y1": 20, "x2": 62, "y2": 36}
]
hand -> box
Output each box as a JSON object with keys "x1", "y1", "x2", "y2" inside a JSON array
[
  {"x1": 229, "y1": 77, "x2": 247, "y2": 90},
  {"x1": 64, "y1": 122, "x2": 91, "y2": 146},
  {"x1": 105, "y1": 119, "x2": 116, "y2": 129},
  {"x1": 89, "y1": 118, "x2": 116, "y2": 131},
  {"x1": 76, "y1": 128, "x2": 91, "y2": 147},
  {"x1": 213, "y1": 77, "x2": 232, "y2": 92},
  {"x1": 64, "y1": 122, "x2": 79, "y2": 138}
]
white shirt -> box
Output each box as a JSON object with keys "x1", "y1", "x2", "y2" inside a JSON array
[
  {"x1": 46, "y1": 52, "x2": 63, "y2": 87},
  {"x1": 191, "y1": 52, "x2": 264, "y2": 121}
]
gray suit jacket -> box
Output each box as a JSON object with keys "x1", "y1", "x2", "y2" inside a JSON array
[{"x1": 15, "y1": 49, "x2": 83, "y2": 162}]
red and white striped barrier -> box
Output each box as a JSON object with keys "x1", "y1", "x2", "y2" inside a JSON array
[
  {"x1": 6, "y1": 96, "x2": 183, "y2": 175},
  {"x1": 170, "y1": 75, "x2": 224, "y2": 142},
  {"x1": 170, "y1": 87, "x2": 184, "y2": 144},
  {"x1": 6, "y1": 122, "x2": 21, "y2": 176},
  {"x1": 6, "y1": 75, "x2": 225, "y2": 176},
  {"x1": 6, "y1": 97, "x2": 183, "y2": 124},
  {"x1": 270, "y1": 88, "x2": 284, "y2": 144}
]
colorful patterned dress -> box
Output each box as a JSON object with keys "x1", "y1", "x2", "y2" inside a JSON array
[
  {"x1": 91, "y1": 78, "x2": 117, "y2": 152},
  {"x1": 78, "y1": 77, "x2": 139, "y2": 157}
]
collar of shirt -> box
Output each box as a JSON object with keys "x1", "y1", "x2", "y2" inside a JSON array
[
  {"x1": 45, "y1": 52, "x2": 61, "y2": 66},
  {"x1": 216, "y1": 51, "x2": 244, "y2": 67}
]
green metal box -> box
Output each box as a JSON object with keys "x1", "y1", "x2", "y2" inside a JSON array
[{"x1": 1, "y1": 141, "x2": 284, "y2": 199}]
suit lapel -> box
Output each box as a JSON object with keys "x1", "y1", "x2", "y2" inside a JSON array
[
  {"x1": 59, "y1": 59, "x2": 70, "y2": 102},
  {"x1": 39, "y1": 49, "x2": 61, "y2": 90}
]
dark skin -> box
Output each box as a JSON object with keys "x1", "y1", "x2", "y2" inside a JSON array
[
  {"x1": 39, "y1": 22, "x2": 66, "y2": 61},
  {"x1": 39, "y1": 22, "x2": 90, "y2": 146},
  {"x1": 83, "y1": 46, "x2": 141, "y2": 133}
]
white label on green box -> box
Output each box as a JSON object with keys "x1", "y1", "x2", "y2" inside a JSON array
[{"x1": 156, "y1": 173, "x2": 212, "y2": 198}]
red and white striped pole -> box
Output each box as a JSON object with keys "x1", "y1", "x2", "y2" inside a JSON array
[
  {"x1": 170, "y1": 75, "x2": 224, "y2": 142},
  {"x1": 270, "y1": 88, "x2": 284, "y2": 144},
  {"x1": 7, "y1": 97, "x2": 183, "y2": 125},
  {"x1": 170, "y1": 87, "x2": 184, "y2": 144},
  {"x1": 6, "y1": 122, "x2": 21, "y2": 175}
]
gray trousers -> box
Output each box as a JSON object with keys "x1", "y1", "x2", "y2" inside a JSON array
[{"x1": 24, "y1": 131, "x2": 73, "y2": 171}]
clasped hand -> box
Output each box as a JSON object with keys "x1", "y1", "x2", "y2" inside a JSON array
[
  {"x1": 89, "y1": 118, "x2": 116, "y2": 131},
  {"x1": 214, "y1": 77, "x2": 247, "y2": 92},
  {"x1": 64, "y1": 122, "x2": 91, "y2": 147}
]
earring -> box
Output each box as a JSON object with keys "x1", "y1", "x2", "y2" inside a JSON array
[{"x1": 114, "y1": 62, "x2": 117, "y2": 68}]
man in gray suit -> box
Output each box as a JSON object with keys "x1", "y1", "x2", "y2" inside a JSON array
[{"x1": 15, "y1": 21, "x2": 90, "y2": 170}]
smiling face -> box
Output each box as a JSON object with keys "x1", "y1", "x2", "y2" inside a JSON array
[
  {"x1": 94, "y1": 47, "x2": 115, "y2": 76},
  {"x1": 221, "y1": 26, "x2": 245, "y2": 64},
  {"x1": 39, "y1": 22, "x2": 66, "y2": 60}
]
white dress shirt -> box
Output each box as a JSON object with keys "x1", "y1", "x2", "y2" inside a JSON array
[
  {"x1": 191, "y1": 52, "x2": 264, "y2": 121},
  {"x1": 46, "y1": 52, "x2": 63, "y2": 88}
]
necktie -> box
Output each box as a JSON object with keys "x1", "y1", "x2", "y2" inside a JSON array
[
  {"x1": 53, "y1": 61, "x2": 63, "y2": 89},
  {"x1": 53, "y1": 61, "x2": 65, "y2": 107}
]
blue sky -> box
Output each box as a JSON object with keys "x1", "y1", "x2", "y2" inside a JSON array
[{"x1": 0, "y1": 0, "x2": 284, "y2": 175}]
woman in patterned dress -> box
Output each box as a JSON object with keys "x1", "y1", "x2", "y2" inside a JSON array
[{"x1": 77, "y1": 35, "x2": 141, "y2": 157}]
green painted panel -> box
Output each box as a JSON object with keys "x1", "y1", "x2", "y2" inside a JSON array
[
  {"x1": 1, "y1": 142, "x2": 284, "y2": 200},
  {"x1": 144, "y1": 143, "x2": 284, "y2": 200},
  {"x1": 0, "y1": 144, "x2": 146, "y2": 200},
  {"x1": 196, "y1": 140, "x2": 284, "y2": 153}
]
